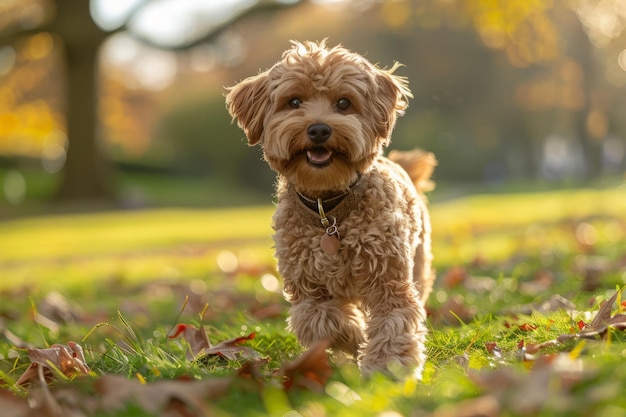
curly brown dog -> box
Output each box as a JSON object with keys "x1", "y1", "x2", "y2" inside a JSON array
[{"x1": 226, "y1": 40, "x2": 436, "y2": 377}]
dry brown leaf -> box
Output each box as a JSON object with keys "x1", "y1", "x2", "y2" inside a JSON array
[
  {"x1": 237, "y1": 357, "x2": 271, "y2": 380},
  {"x1": 587, "y1": 291, "x2": 618, "y2": 329},
  {"x1": 485, "y1": 342, "x2": 503, "y2": 359},
  {"x1": 433, "y1": 295, "x2": 476, "y2": 325},
  {"x1": 168, "y1": 324, "x2": 212, "y2": 359},
  {"x1": 168, "y1": 324, "x2": 260, "y2": 361},
  {"x1": 0, "y1": 387, "x2": 31, "y2": 416},
  {"x1": 38, "y1": 291, "x2": 83, "y2": 325},
  {"x1": 1, "y1": 328, "x2": 32, "y2": 349},
  {"x1": 204, "y1": 332, "x2": 259, "y2": 361},
  {"x1": 573, "y1": 291, "x2": 622, "y2": 339},
  {"x1": 279, "y1": 340, "x2": 332, "y2": 392},
  {"x1": 510, "y1": 294, "x2": 576, "y2": 315},
  {"x1": 431, "y1": 394, "x2": 500, "y2": 417},
  {"x1": 519, "y1": 270, "x2": 554, "y2": 296},
  {"x1": 606, "y1": 313, "x2": 626, "y2": 329},
  {"x1": 16, "y1": 342, "x2": 90, "y2": 387},
  {"x1": 470, "y1": 353, "x2": 590, "y2": 415},
  {"x1": 441, "y1": 266, "x2": 468, "y2": 289},
  {"x1": 525, "y1": 339, "x2": 560, "y2": 354},
  {"x1": 95, "y1": 374, "x2": 232, "y2": 415}
]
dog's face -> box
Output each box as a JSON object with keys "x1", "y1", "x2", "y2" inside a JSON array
[{"x1": 226, "y1": 40, "x2": 411, "y2": 195}]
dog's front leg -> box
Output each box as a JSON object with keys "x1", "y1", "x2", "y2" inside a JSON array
[
  {"x1": 287, "y1": 296, "x2": 365, "y2": 357},
  {"x1": 359, "y1": 284, "x2": 428, "y2": 377}
]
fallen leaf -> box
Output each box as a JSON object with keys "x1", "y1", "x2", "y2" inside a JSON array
[
  {"x1": 606, "y1": 313, "x2": 626, "y2": 329},
  {"x1": 169, "y1": 324, "x2": 260, "y2": 362},
  {"x1": 0, "y1": 387, "x2": 31, "y2": 415},
  {"x1": 463, "y1": 276, "x2": 497, "y2": 293},
  {"x1": 441, "y1": 266, "x2": 468, "y2": 289},
  {"x1": 518, "y1": 323, "x2": 538, "y2": 332},
  {"x1": 279, "y1": 340, "x2": 332, "y2": 392},
  {"x1": 574, "y1": 291, "x2": 621, "y2": 339},
  {"x1": 469, "y1": 353, "x2": 591, "y2": 415},
  {"x1": 525, "y1": 339, "x2": 560, "y2": 354},
  {"x1": 576, "y1": 255, "x2": 610, "y2": 291},
  {"x1": 519, "y1": 270, "x2": 554, "y2": 295},
  {"x1": 431, "y1": 394, "x2": 500, "y2": 417},
  {"x1": 168, "y1": 324, "x2": 211, "y2": 359},
  {"x1": 203, "y1": 332, "x2": 260, "y2": 361},
  {"x1": 16, "y1": 341, "x2": 90, "y2": 386},
  {"x1": 511, "y1": 294, "x2": 576, "y2": 315},
  {"x1": 38, "y1": 291, "x2": 83, "y2": 325},
  {"x1": 237, "y1": 358, "x2": 271, "y2": 380},
  {"x1": 95, "y1": 374, "x2": 232, "y2": 415},
  {"x1": 588, "y1": 291, "x2": 617, "y2": 329},
  {"x1": 485, "y1": 342, "x2": 502, "y2": 359},
  {"x1": 433, "y1": 296, "x2": 476, "y2": 325}
]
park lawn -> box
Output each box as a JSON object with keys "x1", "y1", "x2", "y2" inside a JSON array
[{"x1": 0, "y1": 184, "x2": 625, "y2": 416}]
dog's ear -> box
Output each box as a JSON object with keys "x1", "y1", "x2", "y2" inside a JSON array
[
  {"x1": 371, "y1": 64, "x2": 412, "y2": 145},
  {"x1": 225, "y1": 72, "x2": 270, "y2": 146}
]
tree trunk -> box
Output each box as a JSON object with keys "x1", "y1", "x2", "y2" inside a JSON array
[{"x1": 52, "y1": 0, "x2": 114, "y2": 201}]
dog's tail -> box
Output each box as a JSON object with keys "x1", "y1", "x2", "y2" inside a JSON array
[{"x1": 388, "y1": 149, "x2": 437, "y2": 193}]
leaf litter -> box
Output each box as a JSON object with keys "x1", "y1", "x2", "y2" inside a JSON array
[
  {"x1": 1, "y1": 212, "x2": 625, "y2": 416},
  {"x1": 438, "y1": 290, "x2": 626, "y2": 417},
  {"x1": 2, "y1": 311, "x2": 332, "y2": 417},
  {"x1": 4, "y1": 287, "x2": 624, "y2": 416}
]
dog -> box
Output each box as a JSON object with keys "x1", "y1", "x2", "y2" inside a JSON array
[{"x1": 226, "y1": 40, "x2": 436, "y2": 376}]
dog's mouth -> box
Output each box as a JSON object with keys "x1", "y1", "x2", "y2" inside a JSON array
[{"x1": 306, "y1": 147, "x2": 333, "y2": 167}]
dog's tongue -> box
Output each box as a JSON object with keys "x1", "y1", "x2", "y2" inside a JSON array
[{"x1": 307, "y1": 148, "x2": 333, "y2": 164}]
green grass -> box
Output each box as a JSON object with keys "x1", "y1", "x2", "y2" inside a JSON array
[{"x1": 1, "y1": 184, "x2": 626, "y2": 416}]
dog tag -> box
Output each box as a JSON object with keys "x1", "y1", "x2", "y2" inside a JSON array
[
  {"x1": 320, "y1": 232, "x2": 340, "y2": 255},
  {"x1": 320, "y1": 215, "x2": 340, "y2": 255}
]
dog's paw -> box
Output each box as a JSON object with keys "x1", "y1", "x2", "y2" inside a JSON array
[
  {"x1": 358, "y1": 332, "x2": 426, "y2": 379},
  {"x1": 359, "y1": 355, "x2": 424, "y2": 380}
]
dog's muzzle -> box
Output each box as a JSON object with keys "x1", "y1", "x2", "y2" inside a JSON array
[
  {"x1": 306, "y1": 123, "x2": 333, "y2": 166},
  {"x1": 307, "y1": 123, "x2": 332, "y2": 144}
]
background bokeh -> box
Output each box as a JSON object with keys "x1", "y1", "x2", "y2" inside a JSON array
[{"x1": 0, "y1": 0, "x2": 625, "y2": 213}]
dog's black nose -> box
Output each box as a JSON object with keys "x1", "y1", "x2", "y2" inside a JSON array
[{"x1": 307, "y1": 123, "x2": 332, "y2": 144}]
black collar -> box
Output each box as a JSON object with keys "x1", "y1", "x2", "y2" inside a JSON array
[
  {"x1": 294, "y1": 173, "x2": 362, "y2": 213},
  {"x1": 296, "y1": 190, "x2": 349, "y2": 212}
]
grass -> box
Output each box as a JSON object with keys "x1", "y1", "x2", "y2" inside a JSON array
[{"x1": 1, "y1": 184, "x2": 626, "y2": 416}]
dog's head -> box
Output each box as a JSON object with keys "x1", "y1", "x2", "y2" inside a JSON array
[{"x1": 226, "y1": 40, "x2": 411, "y2": 195}]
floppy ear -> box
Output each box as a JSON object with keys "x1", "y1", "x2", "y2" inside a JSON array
[
  {"x1": 225, "y1": 71, "x2": 270, "y2": 146},
  {"x1": 371, "y1": 63, "x2": 412, "y2": 145}
]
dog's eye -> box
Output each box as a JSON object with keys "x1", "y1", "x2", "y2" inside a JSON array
[
  {"x1": 336, "y1": 98, "x2": 351, "y2": 111},
  {"x1": 288, "y1": 98, "x2": 302, "y2": 109}
]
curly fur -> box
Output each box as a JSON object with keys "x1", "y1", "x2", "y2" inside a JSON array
[{"x1": 226, "y1": 40, "x2": 435, "y2": 376}]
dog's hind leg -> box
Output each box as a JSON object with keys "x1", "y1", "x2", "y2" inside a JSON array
[
  {"x1": 387, "y1": 149, "x2": 437, "y2": 304},
  {"x1": 413, "y1": 199, "x2": 435, "y2": 304},
  {"x1": 287, "y1": 298, "x2": 365, "y2": 358}
]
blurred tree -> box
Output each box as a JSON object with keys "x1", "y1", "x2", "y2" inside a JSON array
[
  {"x1": 136, "y1": 0, "x2": 625, "y2": 185},
  {"x1": 0, "y1": 0, "x2": 302, "y2": 202},
  {"x1": 1, "y1": 0, "x2": 623, "y2": 203},
  {"x1": 368, "y1": 0, "x2": 625, "y2": 181}
]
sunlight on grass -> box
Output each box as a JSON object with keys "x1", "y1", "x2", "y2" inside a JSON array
[
  {"x1": 1, "y1": 185, "x2": 626, "y2": 416},
  {"x1": 0, "y1": 206, "x2": 275, "y2": 262},
  {"x1": 431, "y1": 186, "x2": 626, "y2": 265},
  {"x1": 1, "y1": 187, "x2": 624, "y2": 290},
  {"x1": 0, "y1": 206, "x2": 276, "y2": 290}
]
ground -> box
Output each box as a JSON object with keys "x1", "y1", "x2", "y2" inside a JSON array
[{"x1": 0, "y1": 184, "x2": 625, "y2": 416}]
